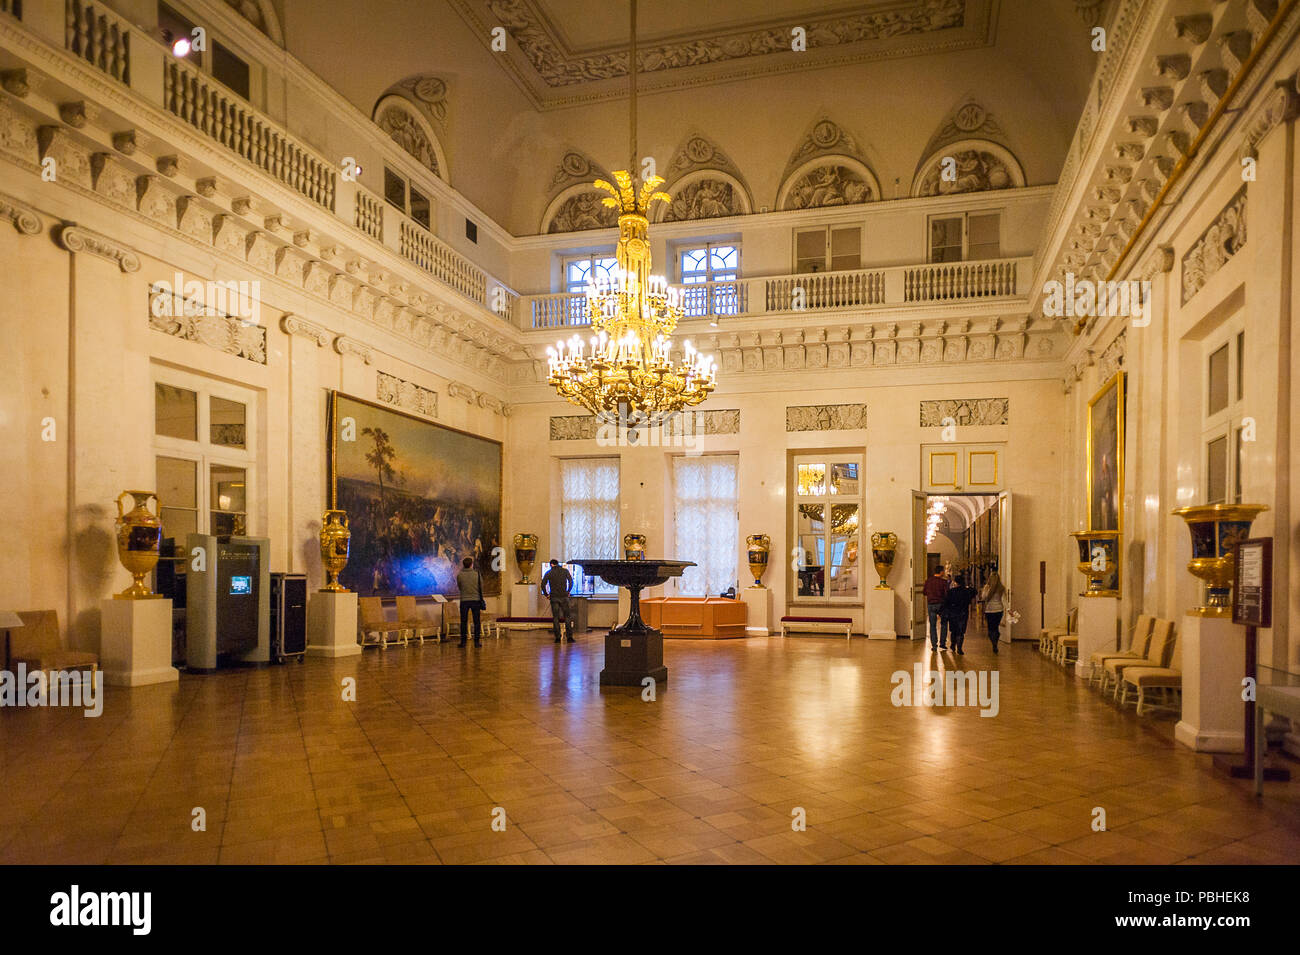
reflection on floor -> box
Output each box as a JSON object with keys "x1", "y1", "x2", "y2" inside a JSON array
[{"x1": 1, "y1": 633, "x2": 1296, "y2": 865}]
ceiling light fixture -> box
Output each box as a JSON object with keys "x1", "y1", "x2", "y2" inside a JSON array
[{"x1": 545, "y1": 0, "x2": 716, "y2": 423}]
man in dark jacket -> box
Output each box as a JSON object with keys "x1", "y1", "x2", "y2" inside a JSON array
[
  {"x1": 941, "y1": 574, "x2": 977, "y2": 655},
  {"x1": 541, "y1": 559, "x2": 575, "y2": 643},
  {"x1": 922, "y1": 568, "x2": 950, "y2": 649}
]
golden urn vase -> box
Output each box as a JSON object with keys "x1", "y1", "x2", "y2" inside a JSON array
[
  {"x1": 513, "y1": 532, "x2": 538, "y2": 584},
  {"x1": 870, "y1": 532, "x2": 899, "y2": 589},
  {"x1": 1171, "y1": 503, "x2": 1268, "y2": 616},
  {"x1": 746, "y1": 534, "x2": 770, "y2": 587},
  {"x1": 319, "y1": 509, "x2": 351, "y2": 592},
  {"x1": 1070, "y1": 530, "x2": 1121, "y2": 596},
  {"x1": 114, "y1": 490, "x2": 163, "y2": 599},
  {"x1": 623, "y1": 533, "x2": 647, "y2": 561}
]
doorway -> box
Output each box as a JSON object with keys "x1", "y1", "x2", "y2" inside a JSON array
[{"x1": 911, "y1": 492, "x2": 1012, "y2": 641}]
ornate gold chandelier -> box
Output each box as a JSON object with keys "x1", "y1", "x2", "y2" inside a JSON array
[{"x1": 545, "y1": 0, "x2": 717, "y2": 423}]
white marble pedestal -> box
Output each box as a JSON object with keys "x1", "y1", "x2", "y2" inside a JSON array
[
  {"x1": 867, "y1": 587, "x2": 897, "y2": 640},
  {"x1": 1073, "y1": 596, "x2": 1119, "y2": 681},
  {"x1": 100, "y1": 597, "x2": 179, "y2": 686},
  {"x1": 741, "y1": 585, "x2": 771, "y2": 636},
  {"x1": 512, "y1": 583, "x2": 538, "y2": 617},
  {"x1": 307, "y1": 591, "x2": 361, "y2": 658},
  {"x1": 1175, "y1": 615, "x2": 1244, "y2": 753}
]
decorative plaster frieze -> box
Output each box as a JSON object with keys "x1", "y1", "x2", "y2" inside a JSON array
[
  {"x1": 920, "y1": 398, "x2": 1008, "y2": 427},
  {"x1": 476, "y1": 393, "x2": 507, "y2": 415},
  {"x1": 1098, "y1": 329, "x2": 1127, "y2": 381},
  {"x1": 57, "y1": 223, "x2": 139, "y2": 271},
  {"x1": 90, "y1": 152, "x2": 133, "y2": 206},
  {"x1": 37, "y1": 126, "x2": 91, "y2": 188},
  {"x1": 377, "y1": 372, "x2": 438, "y2": 418},
  {"x1": 549, "y1": 415, "x2": 598, "y2": 441},
  {"x1": 662, "y1": 409, "x2": 740, "y2": 436},
  {"x1": 280, "y1": 314, "x2": 330, "y2": 346},
  {"x1": 447, "y1": 381, "x2": 476, "y2": 401},
  {"x1": 150, "y1": 304, "x2": 266, "y2": 364},
  {"x1": 334, "y1": 336, "x2": 373, "y2": 364},
  {"x1": 1182, "y1": 186, "x2": 1246, "y2": 304},
  {"x1": 0, "y1": 193, "x2": 41, "y2": 234},
  {"x1": 136, "y1": 174, "x2": 176, "y2": 224},
  {"x1": 786, "y1": 403, "x2": 868, "y2": 432}
]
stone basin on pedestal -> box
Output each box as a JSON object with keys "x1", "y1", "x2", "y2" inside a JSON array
[{"x1": 571, "y1": 558, "x2": 694, "y2": 687}]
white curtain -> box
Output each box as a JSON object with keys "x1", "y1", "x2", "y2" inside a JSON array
[
  {"x1": 673, "y1": 455, "x2": 739, "y2": 596},
  {"x1": 561, "y1": 458, "x2": 620, "y2": 594}
]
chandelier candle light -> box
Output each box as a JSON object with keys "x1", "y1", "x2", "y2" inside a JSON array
[{"x1": 545, "y1": 0, "x2": 717, "y2": 422}]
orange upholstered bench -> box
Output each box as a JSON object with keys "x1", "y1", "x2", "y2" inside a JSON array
[
  {"x1": 489, "y1": 616, "x2": 554, "y2": 639},
  {"x1": 641, "y1": 597, "x2": 747, "y2": 639},
  {"x1": 780, "y1": 615, "x2": 854, "y2": 640}
]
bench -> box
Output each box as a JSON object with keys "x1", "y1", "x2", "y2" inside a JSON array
[
  {"x1": 780, "y1": 615, "x2": 854, "y2": 641},
  {"x1": 490, "y1": 616, "x2": 555, "y2": 639}
]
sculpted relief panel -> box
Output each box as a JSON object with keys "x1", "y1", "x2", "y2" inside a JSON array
[
  {"x1": 783, "y1": 164, "x2": 874, "y2": 210},
  {"x1": 1181, "y1": 186, "x2": 1246, "y2": 305},
  {"x1": 916, "y1": 148, "x2": 1017, "y2": 196},
  {"x1": 662, "y1": 178, "x2": 743, "y2": 221},
  {"x1": 546, "y1": 191, "x2": 619, "y2": 233},
  {"x1": 376, "y1": 102, "x2": 441, "y2": 177}
]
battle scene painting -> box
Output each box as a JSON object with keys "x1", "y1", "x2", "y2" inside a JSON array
[{"x1": 329, "y1": 392, "x2": 501, "y2": 596}]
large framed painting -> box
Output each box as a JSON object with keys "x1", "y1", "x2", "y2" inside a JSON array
[
  {"x1": 1087, "y1": 371, "x2": 1125, "y2": 533},
  {"x1": 328, "y1": 391, "x2": 502, "y2": 596}
]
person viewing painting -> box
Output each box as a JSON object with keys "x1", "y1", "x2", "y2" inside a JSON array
[{"x1": 455, "y1": 556, "x2": 486, "y2": 648}]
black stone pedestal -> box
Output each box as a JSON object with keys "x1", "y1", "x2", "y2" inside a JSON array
[
  {"x1": 600, "y1": 626, "x2": 668, "y2": 687},
  {"x1": 571, "y1": 558, "x2": 694, "y2": 691}
]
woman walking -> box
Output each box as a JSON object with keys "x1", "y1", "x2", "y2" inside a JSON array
[{"x1": 980, "y1": 570, "x2": 1006, "y2": 654}]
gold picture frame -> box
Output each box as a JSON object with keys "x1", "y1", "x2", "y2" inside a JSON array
[
  {"x1": 1087, "y1": 371, "x2": 1125, "y2": 535},
  {"x1": 327, "y1": 391, "x2": 503, "y2": 596}
]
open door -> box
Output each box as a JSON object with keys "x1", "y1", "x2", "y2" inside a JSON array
[
  {"x1": 997, "y1": 489, "x2": 1012, "y2": 643},
  {"x1": 911, "y1": 490, "x2": 927, "y2": 639}
]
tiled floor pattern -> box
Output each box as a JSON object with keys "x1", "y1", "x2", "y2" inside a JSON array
[{"x1": 1, "y1": 634, "x2": 1297, "y2": 865}]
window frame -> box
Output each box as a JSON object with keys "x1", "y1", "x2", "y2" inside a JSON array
[
  {"x1": 558, "y1": 457, "x2": 621, "y2": 596},
  {"x1": 671, "y1": 453, "x2": 739, "y2": 596},
  {"x1": 1199, "y1": 323, "x2": 1246, "y2": 505},
  {"x1": 792, "y1": 225, "x2": 862, "y2": 274},
  {"x1": 677, "y1": 241, "x2": 741, "y2": 318},
  {"x1": 926, "y1": 210, "x2": 1003, "y2": 263},
  {"x1": 790, "y1": 452, "x2": 864, "y2": 604},
  {"x1": 153, "y1": 371, "x2": 258, "y2": 540}
]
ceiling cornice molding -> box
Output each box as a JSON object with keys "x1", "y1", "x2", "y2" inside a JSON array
[{"x1": 451, "y1": 0, "x2": 996, "y2": 111}]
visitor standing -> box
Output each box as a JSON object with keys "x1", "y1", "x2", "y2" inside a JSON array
[
  {"x1": 456, "y1": 556, "x2": 485, "y2": 647},
  {"x1": 922, "y1": 567, "x2": 950, "y2": 649},
  {"x1": 941, "y1": 574, "x2": 977, "y2": 655},
  {"x1": 980, "y1": 570, "x2": 1006, "y2": 654},
  {"x1": 541, "y1": 559, "x2": 576, "y2": 643}
]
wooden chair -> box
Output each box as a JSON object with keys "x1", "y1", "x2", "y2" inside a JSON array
[
  {"x1": 395, "y1": 596, "x2": 439, "y2": 645},
  {"x1": 1087, "y1": 614, "x2": 1154, "y2": 687},
  {"x1": 358, "y1": 597, "x2": 406, "y2": 650},
  {"x1": 1104, "y1": 618, "x2": 1175, "y2": 700},
  {"x1": 1119, "y1": 633, "x2": 1182, "y2": 715},
  {"x1": 1040, "y1": 606, "x2": 1077, "y2": 654},
  {"x1": 12, "y1": 610, "x2": 98, "y2": 675}
]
